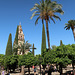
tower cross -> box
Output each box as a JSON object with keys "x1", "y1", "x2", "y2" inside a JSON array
[
  {"x1": 19, "y1": 22, "x2": 21, "y2": 25},
  {"x1": 30, "y1": 43, "x2": 36, "y2": 56}
]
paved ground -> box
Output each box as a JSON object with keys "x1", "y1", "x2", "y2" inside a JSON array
[
  {"x1": 10, "y1": 65, "x2": 74, "y2": 75},
  {"x1": 0, "y1": 65, "x2": 74, "y2": 75}
]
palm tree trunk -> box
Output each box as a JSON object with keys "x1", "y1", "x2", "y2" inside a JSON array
[
  {"x1": 45, "y1": 19, "x2": 50, "y2": 50},
  {"x1": 72, "y1": 28, "x2": 75, "y2": 41},
  {"x1": 7, "y1": 68, "x2": 9, "y2": 74},
  {"x1": 59, "y1": 65, "x2": 63, "y2": 75},
  {"x1": 72, "y1": 63, "x2": 74, "y2": 73},
  {"x1": 42, "y1": 65, "x2": 46, "y2": 75},
  {"x1": 48, "y1": 67, "x2": 51, "y2": 75},
  {"x1": 39, "y1": 65, "x2": 41, "y2": 75},
  {"x1": 21, "y1": 66, "x2": 25, "y2": 75},
  {"x1": 28, "y1": 66, "x2": 30, "y2": 75}
]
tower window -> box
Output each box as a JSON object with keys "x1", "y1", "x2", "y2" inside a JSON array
[{"x1": 21, "y1": 36, "x2": 22, "y2": 40}]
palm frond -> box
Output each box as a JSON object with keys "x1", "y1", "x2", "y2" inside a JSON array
[
  {"x1": 48, "y1": 1, "x2": 57, "y2": 9},
  {"x1": 30, "y1": 7, "x2": 37, "y2": 11},
  {"x1": 53, "y1": 15, "x2": 61, "y2": 21},
  {"x1": 49, "y1": 1, "x2": 62, "y2": 11},
  {"x1": 65, "y1": 23, "x2": 68, "y2": 26},
  {"x1": 42, "y1": 0, "x2": 44, "y2": 5},
  {"x1": 64, "y1": 23, "x2": 71, "y2": 30},
  {"x1": 35, "y1": 16, "x2": 40, "y2": 25},
  {"x1": 55, "y1": 9, "x2": 64, "y2": 15},
  {"x1": 30, "y1": 0, "x2": 63, "y2": 25},
  {"x1": 34, "y1": 3, "x2": 39, "y2": 6},
  {"x1": 30, "y1": 11, "x2": 40, "y2": 19},
  {"x1": 34, "y1": 3, "x2": 42, "y2": 9},
  {"x1": 64, "y1": 26, "x2": 68, "y2": 29},
  {"x1": 56, "y1": 4, "x2": 62, "y2": 9},
  {"x1": 50, "y1": 17, "x2": 55, "y2": 23},
  {"x1": 30, "y1": 14, "x2": 39, "y2": 19},
  {"x1": 64, "y1": 26, "x2": 70, "y2": 30},
  {"x1": 31, "y1": 3, "x2": 42, "y2": 11},
  {"x1": 48, "y1": 19, "x2": 50, "y2": 23}
]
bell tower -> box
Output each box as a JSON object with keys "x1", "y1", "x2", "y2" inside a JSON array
[{"x1": 18, "y1": 24, "x2": 25, "y2": 55}]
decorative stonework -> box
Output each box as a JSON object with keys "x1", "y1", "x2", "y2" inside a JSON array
[{"x1": 18, "y1": 25, "x2": 24, "y2": 55}]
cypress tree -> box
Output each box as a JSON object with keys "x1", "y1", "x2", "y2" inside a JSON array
[
  {"x1": 60, "y1": 40, "x2": 63, "y2": 46},
  {"x1": 41, "y1": 24, "x2": 46, "y2": 57},
  {"x1": 13, "y1": 26, "x2": 18, "y2": 55},
  {"x1": 5, "y1": 33, "x2": 12, "y2": 56}
]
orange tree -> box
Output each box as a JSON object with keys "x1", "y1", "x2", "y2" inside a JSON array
[
  {"x1": 18, "y1": 53, "x2": 36, "y2": 75},
  {"x1": 45, "y1": 45, "x2": 72, "y2": 75},
  {"x1": 0, "y1": 54, "x2": 4, "y2": 67},
  {"x1": 4, "y1": 55, "x2": 18, "y2": 72}
]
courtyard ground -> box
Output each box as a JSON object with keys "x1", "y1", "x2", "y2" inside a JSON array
[{"x1": 9, "y1": 65, "x2": 75, "y2": 75}]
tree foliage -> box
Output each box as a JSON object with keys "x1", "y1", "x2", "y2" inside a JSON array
[
  {"x1": 51, "y1": 45, "x2": 57, "y2": 50},
  {"x1": 4, "y1": 55, "x2": 18, "y2": 71},
  {"x1": 18, "y1": 53, "x2": 36, "y2": 75},
  {"x1": 5, "y1": 33, "x2": 12, "y2": 56},
  {"x1": 35, "y1": 54, "x2": 43, "y2": 65},
  {"x1": 45, "y1": 44, "x2": 74, "y2": 74},
  {"x1": 60, "y1": 40, "x2": 63, "y2": 46},
  {"x1": 30, "y1": 0, "x2": 64, "y2": 49},
  {"x1": 0, "y1": 54, "x2": 5, "y2": 66},
  {"x1": 13, "y1": 26, "x2": 19, "y2": 55},
  {"x1": 64, "y1": 20, "x2": 75, "y2": 40},
  {"x1": 41, "y1": 24, "x2": 46, "y2": 57},
  {"x1": 13, "y1": 41, "x2": 31, "y2": 55},
  {"x1": 18, "y1": 53, "x2": 35, "y2": 66}
]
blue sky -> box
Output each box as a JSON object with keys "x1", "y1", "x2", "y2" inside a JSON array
[{"x1": 0, "y1": 0, "x2": 75, "y2": 55}]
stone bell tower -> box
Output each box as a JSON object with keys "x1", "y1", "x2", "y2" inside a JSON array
[{"x1": 17, "y1": 24, "x2": 25, "y2": 55}]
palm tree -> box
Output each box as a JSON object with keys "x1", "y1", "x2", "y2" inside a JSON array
[
  {"x1": 13, "y1": 41, "x2": 31, "y2": 55},
  {"x1": 64, "y1": 20, "x2": 75, "y2": 40},
  {"x1": 30, "y1": 0, "x2": 64, "y2": 49}
]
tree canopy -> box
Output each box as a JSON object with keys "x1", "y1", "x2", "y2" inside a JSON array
[
  {"x1": 5, "y1": 33, "x2": 12, "y2": 56},
  {"x1": 0, "y1": 54, "x2": 4, "y2": 66},
  {"x1": 41, "y1": 24, "x2": 46, "y2": 57},
  {"x1": 13, "y1": 26, "x2": 19, "y2": 55},
  {"x1": 4, "y1": 55, "x2": 18, "y2": 71}
]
